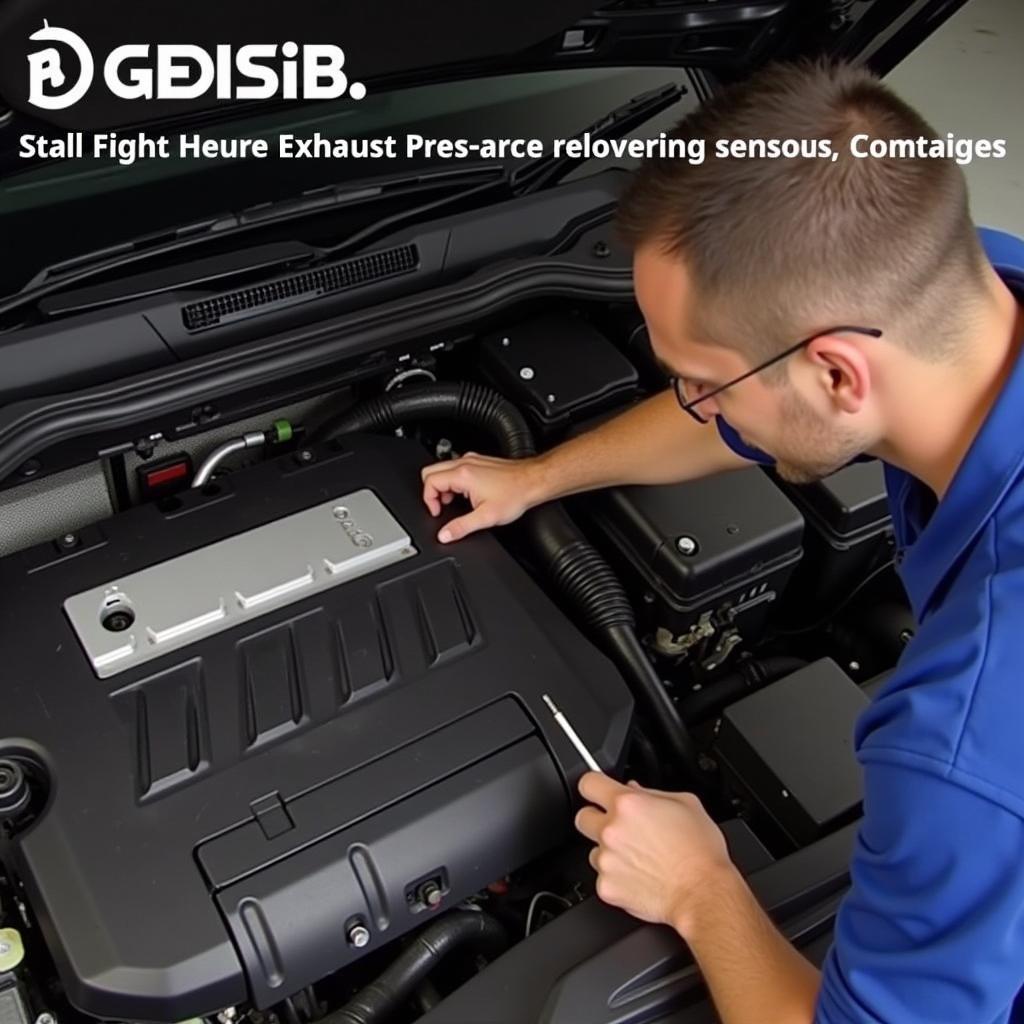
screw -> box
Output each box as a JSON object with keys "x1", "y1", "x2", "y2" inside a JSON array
[
  {"x1": 348, "y1": 923, "x2": 371, "y2": 948},
  {"x1": 899, "y1": 629, "x2": 914, "y2": 645},
  {"x1": 101, "y1": 607, "x2": 135, "y2": 633},
  {"x1": 676, "y1": 535, "x2": 698, "y2": 557},
  {"x1": 546, "y1": 393, "x2": 556, "y2": 403},
  {"x1": 519, "y1": 367, "x2": 535, "y2": 381},
  {"x1": 18, "y1": 459, "x2": 41, "y2": 479},
  {"x1": 36, "y1": 1015, "x2": 56, "y2": 1024},
  {"x1": 297, "y1": 449, "x2": 314, "y2": 464},
  {"x1": 849, "y1": 661, "x2": 861, "y2": 672},
  {"x1": 420, "y1": 881, "x2": 443, "y2": 908},
  {"x1": 592, "y1": 240, "x2": 611, "y2": 258},
  {"x1": 60, "y1": 532, "x2": 79, "y2": 549},
  {"x1": 501, "y1": 337, "x2": 511, "y2": 347},
  {"x1": 726, "y1": 524, "x2": 740, "y2": 535},
  {"x1": 333, "y1": 506, "x2": 350, "y2": 521}
]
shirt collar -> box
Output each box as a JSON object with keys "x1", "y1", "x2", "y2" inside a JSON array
[{"x1": 900, "y1": 237, "x2": 1024, "y2": 617}]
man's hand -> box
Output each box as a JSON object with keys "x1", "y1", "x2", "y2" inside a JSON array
[
  {"x1": 420, "y1": 452, "x2": 547, "y2": 543},
  {"x1": 576, "y1": 773, "x2": 821, "y2": 1023},
  {"x1": 575, "y1": 773, "x2": 734, "y2": 934}
]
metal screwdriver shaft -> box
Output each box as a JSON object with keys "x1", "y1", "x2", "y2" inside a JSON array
[{"x1": 542, "y1": 694, "x2": 602, "y2": 772}]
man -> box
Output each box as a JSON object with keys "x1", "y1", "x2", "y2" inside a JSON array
[{"x1": 420, "y1": 62, "x2": 1024, "y2": 1023}]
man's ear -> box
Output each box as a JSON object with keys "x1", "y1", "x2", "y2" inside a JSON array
[{"x1": 805, "y1": 335, "x2": 871, "y2": 414}]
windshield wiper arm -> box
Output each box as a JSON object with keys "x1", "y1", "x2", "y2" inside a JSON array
[
  {"x1": 511, "y1": 81, "x2": 685, "y2": 195},
  {"x1": 2, "y1": 85, "x2": 684, "y2": 318},
  {"x1": 0, "y1": 165, "x2": 508, "y2": 318},
  {"x1": 321, "y1": 83, "x2": 685, "y2": 259}
]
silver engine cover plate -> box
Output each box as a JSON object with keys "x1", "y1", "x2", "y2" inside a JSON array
[{"x1": 64, "y1": 488, "x2": 415, "y2": 678}]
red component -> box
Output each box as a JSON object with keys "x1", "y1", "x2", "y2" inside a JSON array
[
  {"x1": 144, "y1": 463, "x2": 189, "y2": 488},
  {"x1": 137, "y1": 454, "x2": 193, "y2": 500}
]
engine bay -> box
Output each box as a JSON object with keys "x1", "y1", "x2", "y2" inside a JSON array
[{"x1": 0, "y1": 303, "x2": 911, "y2": 1024}]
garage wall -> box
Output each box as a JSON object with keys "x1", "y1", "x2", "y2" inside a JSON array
[{"x1": 885, "y1": 0, "x2": 1024, "y2": 238}]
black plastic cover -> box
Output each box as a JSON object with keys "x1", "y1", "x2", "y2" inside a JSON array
[
  {"x1": 716, "y1": 659, "x2": 867, "y2": 845},
  {"x1": 769, "y1": 463, "x2": 894, "y2": 618},
  {"x1": 478, "y1": 314, "x2": 639, "y2": 432},
  {"x1": 582, "y1": 467, "x2": 804, "y2": 626},
  {"x1": 0, "y1": 434, "x2": 632, "y2": 1021},
  {"x1": 780, "y1": 462, "x2": 891, "y2": 544}
]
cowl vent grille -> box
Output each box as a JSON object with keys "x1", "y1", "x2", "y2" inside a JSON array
[{"x1": 182, "y1": 244, "x2": 419, "y2": 331}]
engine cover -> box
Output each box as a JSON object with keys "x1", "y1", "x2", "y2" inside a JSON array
[{"x1": 0, "y1": 434, "x2": 632, "y2": 1021}]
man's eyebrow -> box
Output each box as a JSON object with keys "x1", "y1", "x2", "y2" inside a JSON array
[{"x1": 652, "y1": 354, "x2": 709, "y2": 386}]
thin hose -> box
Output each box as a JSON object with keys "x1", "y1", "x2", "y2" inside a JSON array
[
  {"x1": 321, "y1": 382, "x2": 697, "y2": 772},
  {"x1": 326, "y1": 911, "x2": 507, "y2": 1024}
]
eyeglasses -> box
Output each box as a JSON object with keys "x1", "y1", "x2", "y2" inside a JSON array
[{"x1": 671, "y1": 326, "x2": 883, "y2": 424}]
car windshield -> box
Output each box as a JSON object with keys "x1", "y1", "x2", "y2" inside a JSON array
[{"x1": 0, "y1": 67, "x2": 696, "y2": 299}]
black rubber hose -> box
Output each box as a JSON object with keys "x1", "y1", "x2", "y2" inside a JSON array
[
  {"x1": 318, "y1": 384, "x2": 534, "y2": 459},
  {"x1": 327, "y1": 911, "x2": 507, "y2": 1024},
  {"x1": 678, "y1": 656, "x2": 807, "y2": 724},
  {"x1": 322, "y1": 382, "x2": 697, "y2": 772}
]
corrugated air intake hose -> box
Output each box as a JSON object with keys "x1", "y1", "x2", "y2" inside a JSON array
[{"x1": 320, "y1": 381, "x2": 696, "y2": 773}]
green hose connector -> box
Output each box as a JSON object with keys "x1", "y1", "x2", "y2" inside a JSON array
[{"x1": 270, "y1": 419, "x2": 293, "y2": 444}]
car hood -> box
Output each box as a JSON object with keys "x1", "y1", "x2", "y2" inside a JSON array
[{"x1": 0, "y1": 0, "x2": 970, "y2": 137}]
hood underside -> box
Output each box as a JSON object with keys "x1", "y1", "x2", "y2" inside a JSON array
[{"x1": 0, "y1": 0, "x2": 970, "y2": 135}]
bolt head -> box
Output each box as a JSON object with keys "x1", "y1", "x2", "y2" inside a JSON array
[
  {"x1": 348, "y1": 924, "x2": 371, "y2": 948},
  {"x1": 676, "y1": 535, "x2": 698, "y2": 557}
]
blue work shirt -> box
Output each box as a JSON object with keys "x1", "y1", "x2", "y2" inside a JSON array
[{"x1": 717, "y1": 228, "x2": 1024, "y2": 1023}]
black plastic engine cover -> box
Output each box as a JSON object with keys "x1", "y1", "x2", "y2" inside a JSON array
[{"x1": 0, "y1": 435, "x2": 632, "y2": 1021}]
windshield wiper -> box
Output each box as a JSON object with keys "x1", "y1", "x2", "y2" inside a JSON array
[
  {"x1": 319, "y1": 82, "x2": 685, "y2": 259},
  {"x1": 0, "y1": 165, "x2": 508, "y2": 318},
  {"x1": 3, "y1": 82, "x2": 686, "y2": 318},
  {"x1": 510, "y1": 82, "x2": 684, "y2": 195}
]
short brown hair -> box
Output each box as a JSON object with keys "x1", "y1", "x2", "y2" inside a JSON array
[{"x1": 617, "y1": 61, "x2": 988, "y2": 369}]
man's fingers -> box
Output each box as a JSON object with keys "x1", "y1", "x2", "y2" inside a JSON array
[
  {"x1": 578, "y1": 770, "x2": 630, "y2": 810},
  {"x1": 422, "y1": 468, "x2": 467, "y2": 517},
  {"x1": 438, "y1": 506, "x2": 495, "y2": 544},
  {"x1": 574, "y1": 805, "x2": 604, "y2": 842}
]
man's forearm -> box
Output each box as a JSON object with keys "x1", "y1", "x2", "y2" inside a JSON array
[
  {"x1": 528, "y1": 390, "x2": 748, "y2": 503},
  {"x1": 677, "y1": 864, "x2": 822, "y2": 1024}
]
